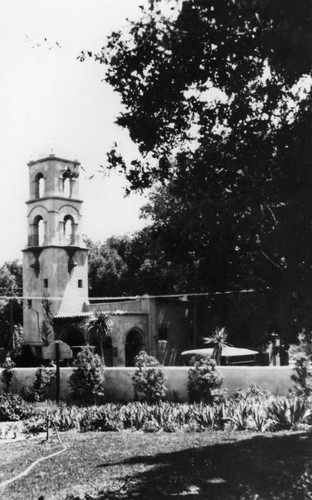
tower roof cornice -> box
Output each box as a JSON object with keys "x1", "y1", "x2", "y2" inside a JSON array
[
  {"x1": 27, "y1": 155, "x2": 80, "y2": 167},
  {"x1": 25, "y1": 196, "x2": 83, "y2": 205}
]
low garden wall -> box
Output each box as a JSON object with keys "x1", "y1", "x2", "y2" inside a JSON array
[{"x1": 0, "y1": 366, "x2": 295, "y2": 402}]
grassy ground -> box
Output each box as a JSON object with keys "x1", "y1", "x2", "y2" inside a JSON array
[{"x1": 0, "y1": 429, "x2": 311, "y2": 500}]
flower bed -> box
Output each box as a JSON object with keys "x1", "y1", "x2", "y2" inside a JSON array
[{"x1": 1, "y1": 391, "x2": 311, "y2": 437}]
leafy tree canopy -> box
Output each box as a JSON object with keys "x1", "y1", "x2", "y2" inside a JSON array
[
  {"x1": 86, "y1": 233, "x2": 188, "y2": 296},
  {"x1": 95, "y1": 0, "x2": 312, "y2": 184},
  {"x1": 0, "y1": 260, "x2": 23, "y2": 355},
  {"x1": 85, "y1": 0, "x2": 312, "y2": 341}
]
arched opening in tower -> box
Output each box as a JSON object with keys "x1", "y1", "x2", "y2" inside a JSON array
[
  {"x1": 35, "y1": 173, "x2": 45, "y2": 198},
  {"x1": 62, "y1": 173, "x2": 71, "y2": 198},
  {"x1": 33, "y1": 215, "x2": 44, "y2": 246},
  {"x1": 64, "y1": 215, "x2": 74, "y2": 245}
]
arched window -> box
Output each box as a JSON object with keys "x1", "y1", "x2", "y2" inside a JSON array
[
  {"x1": 64, "y1": 215, "x2": 74, "y2": 244},
  {"x1": 35, "y1": 173, "x2": 44, "y2": 198},
  {"x1": 33, "y1": 215, "x2": 44, "y2": 246},
  {"x1": 62, "y1": 173, "x2": 71, "y2": 198}
]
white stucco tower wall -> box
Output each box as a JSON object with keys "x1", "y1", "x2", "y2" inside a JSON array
[{"x1": 22, "y1": 154, "x2": 89, "y2": 351}]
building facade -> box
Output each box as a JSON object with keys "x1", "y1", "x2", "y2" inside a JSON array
[{"x1": 22, "y1": 155, "x2": 191, "y2": 365}]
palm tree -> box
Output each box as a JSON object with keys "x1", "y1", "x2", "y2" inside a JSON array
[
  {"x1": 87, "y1": 311, "x2": 112, "y2": 364},
  {"x1": 202, "y1": 327, "x2": 230, "y2": 365}
]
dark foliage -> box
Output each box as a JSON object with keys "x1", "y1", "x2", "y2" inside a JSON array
[
  {"x1": 132, "y1": 351, "x2": 167, "y2": 403},
  {"x1": 188, "y1": 354, "x2": 223, "y2": 403},
  {"x1": 83, "y1": 0, "x2": 312, "y2": 344},
  {"x1": 69, "y1": 348, "x2": 105, "y2": 405},
  {"x1": 291, "y1": 330, "x2": 312, "y2": 398},
  {"x1": 1, "y1": 355, "x2": 16, "y2": 394},
  {"x1": 0, "y1": 260, "x2": 23, "y2": 356},
  {"x1": 0, "y1": 393, "x2": 35, "y2": 421},
  {"x1": 22, "y1": 367, "x2": 55, "y2": 402}
]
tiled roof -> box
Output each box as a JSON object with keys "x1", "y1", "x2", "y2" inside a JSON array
[
  {"x1": 110, "y1": 311, "x2": 147, "y2": 316},
  {"x1": 53, "y1": 312, "x2": 92, "y2": 320},
  {"x1": 53, "y1": 310, "x2": 147, "y2": 320},
  {"x1": 91, "y1": 309, "x2": 147, "y2": 316}
]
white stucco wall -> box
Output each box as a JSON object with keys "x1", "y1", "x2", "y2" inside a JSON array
[{"x1": 0, "y1": 366, "x2": 296, "y2": 402}]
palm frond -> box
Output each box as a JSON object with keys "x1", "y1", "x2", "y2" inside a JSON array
[{"x1": 203, "y1": 327, "x2": 229, "y2": 346}]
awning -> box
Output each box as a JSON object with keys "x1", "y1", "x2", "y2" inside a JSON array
[{"x1": 181, "y1": 346, "x2": 258, "y2": 357}]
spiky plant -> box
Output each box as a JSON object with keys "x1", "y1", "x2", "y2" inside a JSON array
[{"x1": 203, "y1": 327, "x2": 230, "y2": 365}]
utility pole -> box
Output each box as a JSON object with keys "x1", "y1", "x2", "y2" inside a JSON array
[{"x1": 9, "y1": 299, "x2": 15, "y2": 352}]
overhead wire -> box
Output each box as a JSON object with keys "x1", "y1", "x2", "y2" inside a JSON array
[{"x1": 0, "y1": 289, "x2": 257, "y2": 301}]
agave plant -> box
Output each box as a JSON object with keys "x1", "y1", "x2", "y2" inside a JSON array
[
  {"x1": 267, "y1": 397, "x2": 312, "y2": 430},
  {"x1": 193, "y1": 403, "x2": 216, "y2": 429},
  {"x1": 203, "y1": 327, "x2": 230, "y2": 365},
  {"x1": 252, "y1": 406, "x2": 273, "y2": 432},
  {"x1": 227, "y1": 400, "x2": 253, "y2": 430}
]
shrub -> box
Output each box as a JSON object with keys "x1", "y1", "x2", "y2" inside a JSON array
[
  {"x1": 0, "y1": 393, "x2": 35, "y2": 421},
  {"x1": 292, "y1": 357, "x2": 312, "y2": 398},
  {"x1": 50, "y1": 405, "x2": 81, "y2": 431},
  {"x1": 291, "y1": 330, "x2": 312, "y2": 398},
  {"x1": 69, "y1": 348, "x2": 104, "y2": 405},
  {"x1": 188, "y1": 354, "x2": 223, "y2": 404},
  {"x1": 132, "y1": 351, "x2": 166, "y2": 403},
  {"x1": 233, "y1": 384, "x2": 270, "y2": 403},
  {"x1": 1, "y1": 354, "x2": 16, "y2": 394},
  {"x1": 11, "y1": 324, "x2": 24, "y2": 361},
  {"x1": 22, "y1": 366, "x2": 55, "y2": 402},
  {"x1": 78, "y1": 404, "x2": 123, "y2": 432}
]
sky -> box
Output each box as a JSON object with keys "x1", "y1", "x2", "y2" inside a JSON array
[{"x1": 0, "y1": 0, "x2": 151, "y2": 265}]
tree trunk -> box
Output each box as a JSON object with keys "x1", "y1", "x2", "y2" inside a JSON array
[
  {"x1": 100, "y1": 341, "x2": 105, "y2": 365},
  {"x1": 213, "y1": 346, "x2": 221, "y2": 365}
]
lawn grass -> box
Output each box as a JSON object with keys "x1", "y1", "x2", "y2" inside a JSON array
[{"x1": 0, "y1": 429, "x2": 311, "y2": 499}]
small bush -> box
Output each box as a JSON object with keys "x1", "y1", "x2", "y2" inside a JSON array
[
  {"x1": 0, "y1": 393, "x2": 35, "y2": 421},
  {"x1": 50, "y1": 405, "x2": 81, "y2": 431},
  {"x1": 78, "y1": 405, "x2": 123, "y2": 432},
  {"x1": 24, "y1": 416, "x2": 47, "y2": 434},
  {"x1": 188, "y1": 354, "x2": 223, "y2": 404},
  {"x1": 22, "y1": 366, "x2": 55, "y2": 402},
  {"x1": 1, "y1": 354, "x2": 16, "y2": 394},
  {"x1": 291, "y1": 331, "x2": 312, "y2": 398},
  {"x1": 132, "y1": 351, "x2": 166, "y2": 403},
  {"x1": 69, "y1": 348, "x2": 104, "y2": 405},
  {"x1": 233, "y1": 384, "x2": 270, "y2": 403}
]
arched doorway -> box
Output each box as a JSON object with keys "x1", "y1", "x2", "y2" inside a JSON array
[
  {"x1": 64, "y1": 328, "x2": 85, "y2": 359},
  {"x1": 125, "y1": 329, "x2": 145, "y2": 367}
]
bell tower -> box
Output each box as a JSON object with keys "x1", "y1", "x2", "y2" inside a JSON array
[{"x1": 22, "y1": 154, "x2": 89, "y2": 351}]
